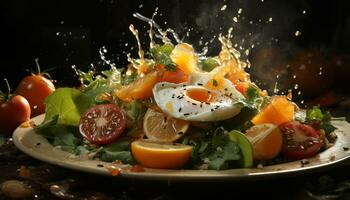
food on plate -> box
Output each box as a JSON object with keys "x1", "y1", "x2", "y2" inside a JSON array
[
  {"x1": 0, "y1": 79, "x2": 31, "y2": 136},
  {"x1": 131, "y1": 140, "x2": 192, "y2": 169},
  {"x1": 31, "y1": 19, "x2": 338, "y2": 171},
  {"x1": 245, "y1": 124, "x2": 283, "y2": 160}
]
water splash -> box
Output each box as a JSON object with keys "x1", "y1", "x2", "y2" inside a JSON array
[{"x1": 133, "y1": 12, "x2": 181, "y2": 44}]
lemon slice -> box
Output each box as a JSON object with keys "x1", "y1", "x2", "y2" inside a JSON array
[{"x1": 143, "y1": 108, "x2": 189, "y2": 142}]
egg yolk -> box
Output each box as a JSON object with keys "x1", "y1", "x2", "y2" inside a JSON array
[{"x1": 186, "y1": 89, "x2": 213, "y2": 103}]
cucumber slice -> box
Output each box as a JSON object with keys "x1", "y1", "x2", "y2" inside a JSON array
[{"x1": 228, "y1": 130, "x2": 253, "y2": 168}]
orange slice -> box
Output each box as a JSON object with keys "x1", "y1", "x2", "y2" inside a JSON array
[
  {"x1": 170, "y1": 43, "x2": 198, "y2": 74},
  {"x1": 245, "y1": 123, "x2": 283, "y2": 160},
  {"x1": 143, "y1": 108, "x2": 189, "y2": 142},
  {"x1": 251, "y1": 96, "x2": 294, "y2": 126},
  {"x1": 114, "y1": 70, "x2": 158, "y2": 102},
  {"x1": 131, "y1": 140, "x2": 192, "y2": 169}
]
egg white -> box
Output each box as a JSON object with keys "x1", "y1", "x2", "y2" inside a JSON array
[{"x1": 152, "y1": 82, "x2": 244, "y2": 122}]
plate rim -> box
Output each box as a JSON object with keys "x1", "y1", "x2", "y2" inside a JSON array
[{"x1": 12, "y1": 114, "x2": 350, "y2": 181}]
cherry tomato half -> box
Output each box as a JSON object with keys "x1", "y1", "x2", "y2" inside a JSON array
[
  {"x1": 16, "y1": 74, "x2": 55, "y2": 117},
  {"x1": 79, "y1": 104, "x2": 126, "y2": 145},
  {"x1": 279, "y1": 121, "x2": 322, "y2": 159},
  {"x1": 0, "y1": 95, "x2": 31, "y2": 136}
]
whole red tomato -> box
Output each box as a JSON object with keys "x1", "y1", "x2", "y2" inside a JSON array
[
  {"x1": 0, "y1": 95, "x2": 31, "y2": 136},
  {"x1": 15, "y1": 60, "x2": 55, "y2": 117}
]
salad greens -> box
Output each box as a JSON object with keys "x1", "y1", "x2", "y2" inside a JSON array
[
  {"x1": 34, "y1": 116, "x2": 84, "y2": 153},
  {"x1": 200, "y1": 58, "x2": 219, "y2": 72},
  {"x1": 150, "y1": 43, "x2": 177, "y2": 71},
  {"x1": 183, "y1": 127, "x2": 246, "y2": 170},
  {"x1": 44, "y1": 88, "x2": 88, "y2": 126},
  {"x1": 306, "y1": 107, "x2": 336, "y2": 134}
]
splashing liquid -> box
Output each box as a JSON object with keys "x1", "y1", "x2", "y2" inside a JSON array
[{"x1": 133, "y1": 12, "x2": 181, "y2": 44}]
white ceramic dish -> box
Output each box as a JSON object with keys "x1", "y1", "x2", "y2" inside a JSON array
[{"x1": 13, "y1": 114, "x2": 350, "y2": 181}]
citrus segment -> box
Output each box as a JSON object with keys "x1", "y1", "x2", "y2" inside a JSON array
[
  {"x1": 114, "y1": 70, "x2": 158, "y2": 102},
  {"x1": 245, "y1": 123, "x2": 283, "y2": 160},
  {"x1": 251, "y1": 96, "x2": 294, "y2": 126},
  {"x1": 131, "y1": 140, "x2": 192, "y2": 169},
  {"x1": 143, "y1": 108, "x2": 189, "y2": 142},
  {"x1": 170, "y1": 43, "x2": 198, "y2": 74}
]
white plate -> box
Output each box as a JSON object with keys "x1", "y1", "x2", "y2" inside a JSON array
[{"x1": 12, "y1": 114, "x2": 350, "y2": 181}]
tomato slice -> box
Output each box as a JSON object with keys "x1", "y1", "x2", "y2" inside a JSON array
[
  {"x1": 79, "y1": 104, "x2": 126, "y2": 145},
  {"x1": 279, "y1": 121, "x2": 322, "y2": 159}
]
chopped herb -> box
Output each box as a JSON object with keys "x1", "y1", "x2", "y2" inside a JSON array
[
  {"x1": 200, "y1": 57, "x2": 219, "y2": 72},
  {"x1": 213, "y1": 79, "x2": 218, "y2": 87}
]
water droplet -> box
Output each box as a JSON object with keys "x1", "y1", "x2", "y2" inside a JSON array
[
  {"x1": 302, "y1": 10, "x2": 306, "y2": 14},
  {"x1": 319, "y1": 67, "x2": 323, "y2": 75},
  {"x1": 295, "y1": 31, "x2": 301, "y2": 36},
  {"x1": 221, "y1": 5, "x2": 227, "y2": 11},
  {"x1": 56, "y1": 32, "x2": 60, "y2": 36}
]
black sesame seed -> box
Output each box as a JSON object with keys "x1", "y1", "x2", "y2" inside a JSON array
[
  {"x1": 178, "y1": 131, "x2": 184, "y2": 135},
  {"x1": 36, "y1": 142, "x2": 41, "y2": 146},
  {"x1": 200, "y1": 104, "x2": 203, "y2": 108},
  {"x1": 211, "y1": 109, "x2": 214, "y2": 112},
  {"x1": 97, "y1": 164, "x2": 104, "y2": 168},
  {"x1": 343, "y1": 147, "x2": 349, "y2": 151},
  {"x1": 205, "y1": 102, "x2": 210, "y2": 105},
  {"x1": 224, "y1": 88, "x2": 228, "y2": 91},
  {"x1": 172, "y1": 94, "x2": 175, "y2": 98},
  {"x1": 192, "y1": 103, "x2": 197, "y2": 106},
  {"x1": 178, "y1": 107, "x2": 182, "y2": 112},
  {"x1": 161, "y1": 83, "x2": 164, "y2": 87},
  {"x1": 197, "y1": 83, "x2": 203, "y2": 86},
  {"x1": 184, "y1": 113, "x2": 190, "y2": 116}
]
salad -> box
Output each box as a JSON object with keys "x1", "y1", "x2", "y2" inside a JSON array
[{"x1": 33, "y1": 21, "x2": 337, "y2": 171}]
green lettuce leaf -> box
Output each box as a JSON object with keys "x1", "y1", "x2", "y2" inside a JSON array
[
  {"x1": 34, "y1": 115, "x2": 83, "y2": 153},
  {"x1": 97, "y1": 138, "x2": 134, "y2": 164},
  {"x1": 44, "y1": 88, "x2": 89, "y2": 126}
]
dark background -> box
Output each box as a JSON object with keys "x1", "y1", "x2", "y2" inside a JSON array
[
  {"x1": 1, "y1": 0, "x2": 350, "y2": 101},
  {"x1": 1, "y1": 1, "x2": 350, "y2": 199}
]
